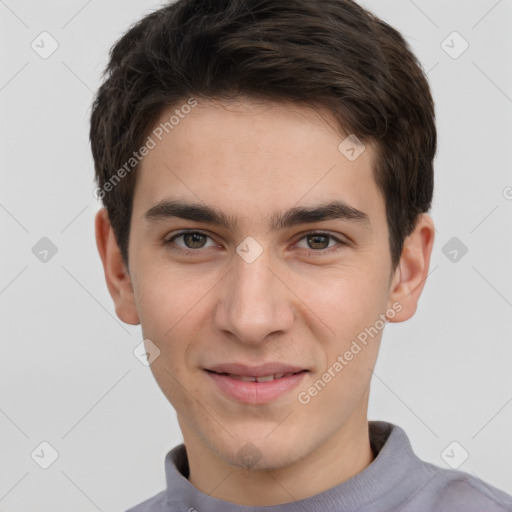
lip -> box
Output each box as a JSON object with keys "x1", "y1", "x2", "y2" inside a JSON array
[{"x1": 204, "y1": 363, "x2": 309, "y2": 405}]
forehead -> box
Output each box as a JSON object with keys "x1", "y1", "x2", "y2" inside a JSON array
[
  {"x1": 132, "y1": 98, "x2": 384, "y2": 229},
  {"x1": 145, "y1": 98, "x2": 361, "y2": 165}
]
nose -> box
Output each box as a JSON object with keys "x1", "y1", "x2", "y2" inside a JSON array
[{"x1": 214, "y1": 247, "x2": 295, "y2": 345}]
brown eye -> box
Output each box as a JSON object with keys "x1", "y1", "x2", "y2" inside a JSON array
[
  {"x1": 182, "y1": 232, "x2": 208, "y2": 249},
  {"x1": 165, "y1": 231, "x2": 217, "y2": 252},
  {"x1": 307, "y1": 234, "x2": 331, "y2": 250},
  {"x1": 295, "y1": 232, "x2": 346, "y2": 253}
]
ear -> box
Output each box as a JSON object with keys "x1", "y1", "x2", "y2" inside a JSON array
[
  {"x1": 94, "y1": 208, "x2": 140, "y2": 325},
  {"x1": 387, "y1": 213, "x2": 435, "y2": 322}
]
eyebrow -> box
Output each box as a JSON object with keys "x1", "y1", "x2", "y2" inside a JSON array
[{"x1": 143, "y1": 199, "x2": 370, "y2": 231}]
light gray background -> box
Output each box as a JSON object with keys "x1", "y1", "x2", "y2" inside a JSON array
[{"x1": 1, "y1": 0, "x2": 511, "y2": 510}]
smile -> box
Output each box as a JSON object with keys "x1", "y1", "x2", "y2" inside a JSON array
[{"x1": 204, "y1": 368, "x2": 309, "y2": 404}]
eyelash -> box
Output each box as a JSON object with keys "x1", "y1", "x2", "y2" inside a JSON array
[{"x1": 163, "y1": 230, "x2": 347, "y2": 256}]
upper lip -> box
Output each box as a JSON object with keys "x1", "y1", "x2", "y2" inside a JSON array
[{"x1": 205, "y1": 363, "x2": 308, "y2": 377}]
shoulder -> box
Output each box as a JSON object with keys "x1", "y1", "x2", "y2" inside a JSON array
[
  {"x1": 421, "y1": 462, "x2": 512, "y2": 512},
  {"x1": 124, "y1": 490, "x2": 168, "y2": 512},
  {"x1": 374, "y1": 422, "x2": 512, "y2": 512}
]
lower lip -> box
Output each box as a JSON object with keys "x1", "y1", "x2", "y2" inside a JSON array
[{"x1": 205, "y1": 370, "x2": 308, "y2": 405}]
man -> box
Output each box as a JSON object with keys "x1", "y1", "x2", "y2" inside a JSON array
[{"x1": 91, "y1": 0, "x2": 512, "y2": 510}]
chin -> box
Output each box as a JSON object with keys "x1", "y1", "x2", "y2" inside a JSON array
[{"x1": 212, "y1": 432, "x2": 306, "y2": 471}]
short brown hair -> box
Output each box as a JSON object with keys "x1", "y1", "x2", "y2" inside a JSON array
[{"x1": 90, "y1": 0, "x2": 436, "y2": 270}]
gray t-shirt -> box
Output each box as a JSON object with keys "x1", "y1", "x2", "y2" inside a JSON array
[{"x1": 126, "y1": 421, "x2": 512, "y2": 511}]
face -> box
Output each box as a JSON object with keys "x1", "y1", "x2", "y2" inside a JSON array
[{"x1": 97, "y1": 97, "x2": 433, "y2": 472}]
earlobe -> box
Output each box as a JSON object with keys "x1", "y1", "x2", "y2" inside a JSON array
[
  {"x1": 387, "y1": 213, "x2": 435, "y2": 323},
  {"x1": 94, "y1": 208, "x2": 140, "y2": 325}
]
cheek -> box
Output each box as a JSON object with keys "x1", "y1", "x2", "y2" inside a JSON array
[
  {"x1": 134, "y1": 265, "x2": 211, "y2": 336},
  {"x1": 137, "y1": 271, "x2": 203, "y2": 409},
  {"x1": 132, "y1": 272, "x2": 208, "y2": 407},
  {"x1": 300, "y1": 267, "x2": 389, "y2": 335},
  {"x1": 296, "y1": 268, "x2": 388, "y2": 399}
]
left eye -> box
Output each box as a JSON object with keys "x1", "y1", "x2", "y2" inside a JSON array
[{"x1": 295, "y1": 233, "x2": 342, "y2": 251}]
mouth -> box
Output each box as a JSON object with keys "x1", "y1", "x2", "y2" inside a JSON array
[
  {"x1": 205, "y1": 369, "x2": 307, "y2": 382},
  {"x1": 203, "y1": 363, "x2": 309, "y2": 404}
]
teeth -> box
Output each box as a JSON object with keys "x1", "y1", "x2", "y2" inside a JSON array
[
  {"x1": 220, "y1": 371, "x2": 303, "y2": 382},
  {"x1": 256, "y1": 374, "x2": 275, "y2": 382}
]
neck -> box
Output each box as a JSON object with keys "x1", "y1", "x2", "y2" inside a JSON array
[{"x1": 181, "y1": 410, "x2": 375, "y2": 506}]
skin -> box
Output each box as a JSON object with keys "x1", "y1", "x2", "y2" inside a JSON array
[{"x1": 95, "y1": 98, "x2": 435, "y2": 506}]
